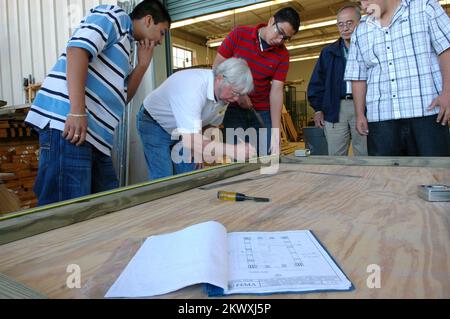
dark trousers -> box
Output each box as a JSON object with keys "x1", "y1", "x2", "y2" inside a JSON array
[
  {"x1": 222, "y1": 107, "x2": 272, "y2": 156},
  {"x1": 367, "y1": 115, "x2": 450, "y2": 156}
]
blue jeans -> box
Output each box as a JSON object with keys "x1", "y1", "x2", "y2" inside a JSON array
[
  {"x1": 34, "y1": 126, "x2": 118, "y2": 206},
  {"x1": 222, "y1": 107, "x2": 272, "y2": 156},
  {"x1": 136, "y1": 106, "x2": 196, "y2": 180},
  {"x1": 367, "y1": 115, "x2": 450, "y2": 156}
]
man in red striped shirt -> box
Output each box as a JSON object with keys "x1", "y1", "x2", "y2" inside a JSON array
[{"x1": 213, "y1": 7, "x2": 300, "y2": 156}]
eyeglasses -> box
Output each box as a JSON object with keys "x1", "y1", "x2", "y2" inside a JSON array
[
  {"x1": 231, "y1": 89, "x2": 244, "y2": 97},
  {"x1": 273, "y1": 23, "x2": 291, "y2": 42},
  {"x1": 337, "y1": 20, "x2": 355, "y2": 29}
]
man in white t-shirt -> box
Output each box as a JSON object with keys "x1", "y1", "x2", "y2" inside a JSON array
[{"x1": 137, "y1": 58, "x2": 256, "y2": 179}]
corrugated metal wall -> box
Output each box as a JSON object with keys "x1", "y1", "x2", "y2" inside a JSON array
[
  {"x1": 0, "y1": 0, "x2": 118, "y2": 106},
  {"x1": 166, "y1": 0, "x2": 266, "y2": 21}
]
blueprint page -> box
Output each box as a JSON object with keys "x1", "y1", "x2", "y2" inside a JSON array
[
  {"x1": 224, "y1": 230, "x2": 352, "y2": 294},
  {"x1": 105, "y1": 221, "x2": 228, "y2": 298}
]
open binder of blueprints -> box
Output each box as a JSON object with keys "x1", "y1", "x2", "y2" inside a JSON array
[{"x1": 105, "y1": 221, "x2": 353, "y2": 298}]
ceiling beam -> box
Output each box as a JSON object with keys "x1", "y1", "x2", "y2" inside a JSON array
[{"x1": 295, "y1": 0, "x2": 349, "y2": 20}]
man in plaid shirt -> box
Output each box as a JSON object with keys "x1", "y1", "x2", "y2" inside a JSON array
[{"x1": 345, "y1": 0, "x2": 450, "y2": 156}]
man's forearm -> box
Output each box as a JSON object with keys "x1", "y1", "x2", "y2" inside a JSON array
[
  {"x1": 269, "y1": 86, "x2": 284, "y2": 129},
  {"x1": 182, "y1": 133, "x2": 249, "y2": 162},
  {"x1": 127, "y1": 65, "x2": 148, "y2": 103},
  {"x1": 66, "y1": 47, "x2": 89, "y2": 114},
  {"x1": 352, "y1": 80, "x2": 367, "y2": 116}
]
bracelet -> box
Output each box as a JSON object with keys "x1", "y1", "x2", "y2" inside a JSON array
[
  {"x1": 314, "y1": 111, "x2": 322, "y2": 114},
  {"x1": 67, "y1": 113, "x2": 88, "y2": 118}
]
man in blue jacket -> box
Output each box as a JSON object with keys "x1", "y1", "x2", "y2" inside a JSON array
[{"x1": 307, "y1": 4, "x2": 367, "y2": 156}]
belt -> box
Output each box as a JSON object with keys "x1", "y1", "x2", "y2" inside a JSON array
[
  {"x1": 342, "y1": 94, "x2": 353, "y2": 100},
  {"x1": 143, "y1": 107, "x2": 156, "y2": 121}
]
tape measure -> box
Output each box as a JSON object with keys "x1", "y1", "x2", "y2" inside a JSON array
[
  {"x1": 417, "y1": 185, "x2": 450, "y2": 202},
  {"x1": 295, "y1": 149, "x2": 311, "y2": 157}
]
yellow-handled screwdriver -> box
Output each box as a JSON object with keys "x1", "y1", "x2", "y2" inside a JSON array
[{"x1": 217, "y1": 191, "x2": 270, "y2": 202}]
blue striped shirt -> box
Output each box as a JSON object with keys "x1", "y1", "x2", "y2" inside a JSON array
[{"x1": 25, "y1": 5, "x2": 134, "y2": 155}]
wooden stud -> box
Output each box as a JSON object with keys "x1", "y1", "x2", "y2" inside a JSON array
[
  {"x1": 0, "y1": 163, "x2": 260, "y2": 245},
  {"x1": 0, "y1": 273, "x2": 47, "y2": 299}
]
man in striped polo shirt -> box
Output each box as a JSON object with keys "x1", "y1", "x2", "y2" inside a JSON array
[
  {"x1": 25, "y1": 0, "x2": 171, "y2": 206},
  {"x1": 213, "y1": 7, "x2": 300, "y2": 156}
]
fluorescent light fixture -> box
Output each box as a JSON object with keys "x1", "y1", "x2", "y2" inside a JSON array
[
  {"x1": 207, "y1": 40, "x2": 224, "y2": 48},
  {"x1": 171, "y1": 0, "x2": 292, "y2": 29},
  {"x1": 175, "y1": 0, "x2": 448, "y2": 29},
  {"x1": 203, "y1": 0, "x2": 450, "y2": 49},
  {"x1": 205, "y1": 15, "x2": 340, "y2": 48},
  {"x1": 208, "y1": 37, "x2": 338, "y2": 50},
  {"x1": 299, "y1": 19, "x2": 337, "y2": 31},
  {"x1": 234, "y1": 0, "x2": 292, "y2": 13},
  {"x1": 286, "y1": 38, "x2": 337, "y2": 50},
  {"x1": 290, "y1": 55, "x2": 320, "y2": 62}
]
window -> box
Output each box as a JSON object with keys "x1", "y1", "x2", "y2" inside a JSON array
[{"x1": 173, "y1": 46, "x2": 193, "y2": 69}]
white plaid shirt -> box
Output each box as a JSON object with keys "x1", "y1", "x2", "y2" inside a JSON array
[{"x1": 344, "y1": 0, "x2": 450, "y2": 122}]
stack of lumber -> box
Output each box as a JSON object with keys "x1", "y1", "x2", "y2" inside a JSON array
[
  {"x1": 281, "y1": 142, "x2": 305, "y2": 155},
  {"x1": 280, "y1": 105, "x2": 300, "y2": 155},
  {"x1": 281, "y1": 105, "x2": 299, "y2": 143},
  {"x1": 280, "y1": 105, "x2": 307, "y2": 155},
  {"x1": 0, "y1": 108, "x2": 39, "y2": 211},
  {"x1": 0, "y1": 141, "x2": 39, "y2": 210},
  {"x1": 0, "y1": 116, "x2": 34, "y2": 138},
  {"x1": 0, "y1": 184, "x2": 21, "y2": 215}
]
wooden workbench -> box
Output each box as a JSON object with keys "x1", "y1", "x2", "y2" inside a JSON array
[{"x1": 0, "y1": 156, "x2": 449, "y2": 299}]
